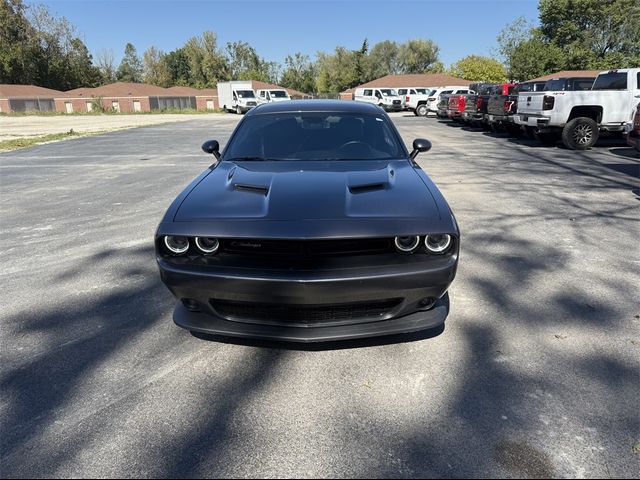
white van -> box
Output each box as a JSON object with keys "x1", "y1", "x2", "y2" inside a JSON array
[
  {"x1": 217, "y1": 81, "x2": 259, "y2": 114},
  {"x1": 354, "y1": 88, "x2": 403, "y2": 112},
  {"x1": 256, "y1": 88, "x2": 291, "y2": 103}
]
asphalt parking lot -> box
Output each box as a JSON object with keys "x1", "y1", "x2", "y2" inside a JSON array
[{"x1": 1, "y1": 111, "x2": 638, "y2": 478}]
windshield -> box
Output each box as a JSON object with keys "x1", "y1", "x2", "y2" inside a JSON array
[
  {"x1": 380, "y1": 89, "x2": 397, "y2": 96},
  {"x1": 236, "y1": 90, "x2": 255, "y2": 98},
  {"x1": 223, "y1": 112, "x2": 405, "y2": 161},
  {"x1": 270, "y1": 90, "x2": 288, "y2": 98},
  {"x1": 415, "y1": 88, "x2": 429, "y2": 94}
]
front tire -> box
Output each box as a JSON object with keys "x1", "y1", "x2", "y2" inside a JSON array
[
  {"x1": 562, "y1": 117, "x2": 599, "y2": 150},
  {"x1": 416, "y1": 104, "x2": 428, "y2": 117},
  {"x1": 236, "y1": 105, "x2": 242, "y2": 115}
]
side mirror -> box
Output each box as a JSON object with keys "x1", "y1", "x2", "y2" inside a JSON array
[
  {"x1": 202, "y1": 140, "x2": 220, "y2": 160},
  {"x1": 410, "y1": 138, "x2": 432, "y2": 160}
]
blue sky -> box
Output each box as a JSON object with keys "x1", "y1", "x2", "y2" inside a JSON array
[{"x1": 30, "y1": 0, "x2": 541, "y2": 67}]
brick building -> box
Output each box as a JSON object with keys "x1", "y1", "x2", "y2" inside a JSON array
[
  {"x1": 61, "y1": 82, "x2": 197, "y2": 113},
  {"x1": 0, "y1": 85, "x2": 63, "y2": 113}
]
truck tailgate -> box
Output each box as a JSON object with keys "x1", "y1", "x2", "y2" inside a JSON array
[{"x1": 517, "y1": 92, "x2": 546, "y2": 116}]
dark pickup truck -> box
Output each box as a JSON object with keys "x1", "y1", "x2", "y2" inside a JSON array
[
  {"x1": 486, "y1": 81, "x2": 546, "y2": 134},
  {"x1": 461, "y1": 83, "x2": 495, "y2": 126}
]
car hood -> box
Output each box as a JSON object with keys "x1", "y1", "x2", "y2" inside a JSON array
[{"x1": 174, "y1": 160, "x2": 441, "y2": 223}]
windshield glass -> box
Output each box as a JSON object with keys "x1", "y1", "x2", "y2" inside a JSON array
[
  {"x1": 380, "y1": 89, "x2": 397, "y2": 96},
  {"x1": 223, "y1": 112, "x2": 405, "y2": 161},
  {"x1": 236, "y1": 90, "x2": 255, "y2": 98},
  {"x1": 270, "y1": 90, "x2": 288, "y2": 98},
  {"x1": 415, "y1": 88, "x2": 429, "y2": 94}
]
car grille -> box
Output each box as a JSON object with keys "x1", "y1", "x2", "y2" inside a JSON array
[
  {"x1": 220, "y1": 238, "x2": 393, "y2": 257},
  {"x1": 393, "y1": 100, "x2": 401, "y2": 105},
  {"x1": 211, "y1": 298, "x2": 402, "y2": 325},
  {"x1": 246, "y1": 101, "x2": 257, "y2": 106}
]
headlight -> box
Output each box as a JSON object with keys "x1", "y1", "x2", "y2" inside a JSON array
[
  {"x1": 164, "y1": 236, "x2": 189, "y2": 254},
  {"x1": 195, "y1": 237, "x2": 220, "y2": 254},
  {"x1": 425, "y1": 234, "x2": 452, "y2": 253},
  {"x1": 394, "y1": 235, "x2": 420, "y2": 253}
]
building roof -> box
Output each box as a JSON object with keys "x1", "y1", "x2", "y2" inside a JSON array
[
  {"x1": 0, "y1": 84, "x2": 63, "y2": 98},
  {"x1": 528, "y1": 70, "x2": 601, "y2": 81},
  {"x1": 251, "y1": 80, "x2": 308, "y2": 97},
  {"x1": 166, "y1": 86, "x2": 202, "y2": 95},
  {"x1": 65, "y1": 82, "x2": 176, "y2": 98},
  {"x1": 343, "y1": 74, "x2": 473, "y2": 93}
]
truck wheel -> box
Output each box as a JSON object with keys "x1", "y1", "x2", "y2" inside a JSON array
[
  {"x1": 562, "y1": 117, "x2": 599, "y2": 150},
  {"x1": 416, "y1": 104, "x2": 428, "y2": 116},
  {"x1": 236, "y1": 106, "x2": 242, "y2": 115}
]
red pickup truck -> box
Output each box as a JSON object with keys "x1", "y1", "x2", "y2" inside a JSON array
[{"x1": 447, "y1": 94, "x2": 467, "y2": 121}]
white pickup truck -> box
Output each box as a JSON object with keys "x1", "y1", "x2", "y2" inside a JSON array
[
  {"x1": 514, "y1": 68, "x2": 640, "y2": 149},
  {"x1": 354, "y1": 88, "x2": 403, "y2": 112},
  {"x1": 407, "y1": 86, "x2": 472, "y2": 116}
]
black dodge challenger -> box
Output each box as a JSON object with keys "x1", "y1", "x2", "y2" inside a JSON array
[{"x1": 156, "y1": 100, "x2": 459, "y2": 342}]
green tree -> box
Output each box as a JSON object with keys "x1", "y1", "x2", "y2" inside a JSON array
[
  {"x1": 509, "y1": 33, "x2": 566, "y2": 81},
  {"x1": 116, "y1": 43, "x2": 143, "y2": 83},
  {"x1": 143, "y1": 46, "x2": 171, "y2": 87},
  {"x1": 0, "y1": 0, "x2": 39, "y2": 84},
  {"x1": 538, "y1": 0, "x2": 640, "y2": 69},
  {"x1": 315, "y1": 46, "x2": 359, "y2": 93},
  {"x1": 448, "y1": 55, "x2": 507, "y2": 82},
  {"x1": 165, "y1": 48, "x2": 191, "y2": 86},
  {"x1": 354, "y1": 38, "x2": 369, "y2": 85},
  {"x1": 279, "y1": 52, "x2": 315, "y2": 93},
  {"x1": 496, "y1": 16, "x2": 536, "y2": 78},
  {"x1": 225, "y1": 41, "x2": 278, "y2": 82},
  {"x1": 367, "y1": 40, "x2": 400, "y2": 78},
  {"x1": 182, "y1": 31, "x2": 228, "y2": 87},
  {"x1": 397, "y1": 39, "x2": 440, "y2": 73}
]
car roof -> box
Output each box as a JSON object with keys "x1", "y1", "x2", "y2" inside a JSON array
[{"x1": 247, "y1": 99, "x2": 382, "y2": 115}]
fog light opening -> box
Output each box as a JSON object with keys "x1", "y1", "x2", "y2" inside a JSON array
[{"x1": 181, "y1": 298, "x2": 201, "y2": 312}]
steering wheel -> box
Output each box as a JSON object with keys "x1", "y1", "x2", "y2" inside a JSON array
[{"x1": 337, "y1": 140, "x2": 370, "y2": 150}]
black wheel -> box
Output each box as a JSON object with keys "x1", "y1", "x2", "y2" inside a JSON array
[
  {"x1": 413, "y1": 109, "x2": 419, "y2": 116},
  {"x1": 416, "y1": 104, "x2": 428, "y2": 116},
  {"x1": 562, "y1": 117, "x2": 599, "y2": 150},
  {"x1": 535, "y1": 131, "x2": 560, "y2": 145},
  {"x1": 236, "y1": 105, "x2": 242, "y2": 115}
]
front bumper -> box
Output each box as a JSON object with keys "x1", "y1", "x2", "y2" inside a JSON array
[
  {"x1": 158, "y1": 255, "x2": 456, "y2": 342},
  {"x1": 383, "y1": 104, "x2": 402, "y2": 112},
  {"x1": 174, "y1": 295, "x2": 449, "y2": 342}
]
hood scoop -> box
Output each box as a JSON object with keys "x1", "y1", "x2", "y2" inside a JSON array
[
  {"x1": 233, "y1": 183, "x2": 269, "y2": 196},
  {"x1": 349, "y1": 182, "x2": 386, "y2": 194}
]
